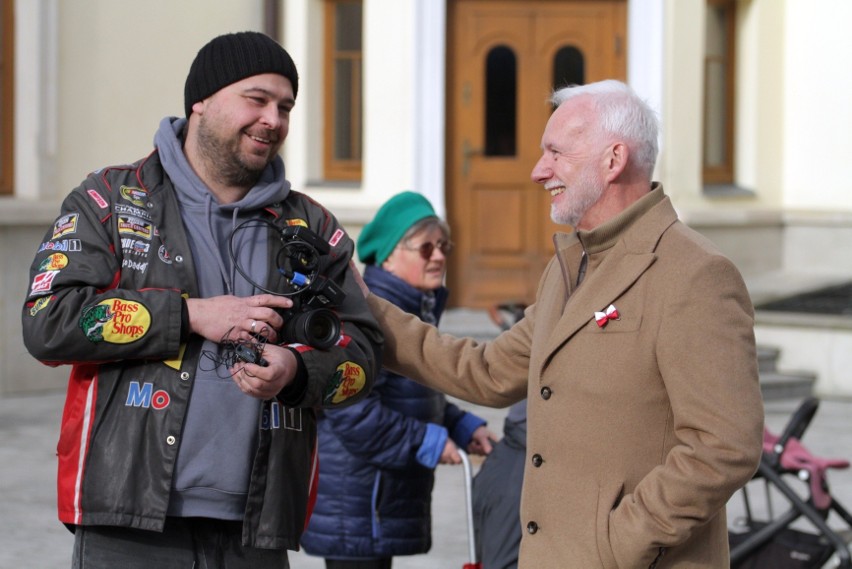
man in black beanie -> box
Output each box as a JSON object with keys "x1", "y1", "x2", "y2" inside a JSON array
[{"x1": 22, "y1": 31, "x2": 382, "y2": 569}]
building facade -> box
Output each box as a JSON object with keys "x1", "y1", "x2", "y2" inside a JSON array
[{"x1": 2, "y1": 0, "x2": 852, "y2": 395}]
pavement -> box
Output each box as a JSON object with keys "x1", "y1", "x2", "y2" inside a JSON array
[{"x1": 3, "y1": 309, "x2": 852, "y2": 568}]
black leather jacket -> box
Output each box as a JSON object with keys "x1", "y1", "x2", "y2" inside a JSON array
[{"x1": 22, "y1": 150, "x2": 382, "y2": 549}]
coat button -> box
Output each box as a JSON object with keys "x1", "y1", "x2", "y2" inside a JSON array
[
  {"x1": 166, "y1": 435, "x2": 176, "y2": 445},
  {"x1": 540, "y1": 386, "x2": 552, "y2": 400},
  {"x1": 527, "y1": 521, "x2": 539, "y2": 534},
  {"x1": 532, "y1": 454, "x2": 543, "y2": 467},
  {"x1": 180, "y1": 372, "x2": 190, "y2": 381}
]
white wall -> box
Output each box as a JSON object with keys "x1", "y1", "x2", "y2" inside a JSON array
[
  {"x1": 54, "y1": 0, "x2": 263, "y2": 196},
  {"x1": 660, "y1": 0, "x2": 705, "y2": 205},
  {"x1": 782, "y1": 0, "x2": 852, "y2": 212},
  {"x1": 361, "y1": 0, "x2": 416, "y2": 207}
]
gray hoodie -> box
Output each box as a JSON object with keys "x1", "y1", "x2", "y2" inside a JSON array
[{"x1": 154, "y1": 116, "x2": 290, "y2": 520}]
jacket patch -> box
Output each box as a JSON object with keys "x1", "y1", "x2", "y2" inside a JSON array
[
  {"x1": 329, "y1": 229, "x2": 344, "y2": 247},
  {"x1": 38, "y1": 253, "x2": 69, "y2": 272},
  {"x1": 117, "y1": 215, "x2": 153, "y2": 240},
  {"x1": 285, "y1": 218, "x2": 308, "y2": 227},
  {"x1": 261, "y1": 400, "x2": 303, "y2": 431},
  {"x1": 120, "y1": 185, "x2": 148, "y2": 207},
  {"x1": 158, "y1": 245, "x2": 173, "y2": 264},
  {"x1": 38, "y1": 239, "x2": 82, "y2": 253},
  {"x1": 30, "y1": 271, "x2": 59, "y2": 296},
  {"x1": 79, "y1": 299, "x2": 151, "y2": 344},
  {"x1": 323, "y1": 362, "x2": 367, "y2": 404},
  {"x1": 26, "y1": 295, "x2": 55, "y2": 316},
  {"x1": 125, "y1": 381, "x2": 170, "y2": 410},
  {"x1": 121, "y1": 258, "x2": 148, "y2": 273},
  {"x1": 115, "y1": 203, "x2": 152, "y2": 221},
  {"x1": 121, "y1": 238, "x2": 150, "y2": 256},
  {"x1": 86, "y1": 189, "x2": 109, "y2": 209},
  {"x1": 52, "y1": 214, "x2": 79, "y2": 239}
]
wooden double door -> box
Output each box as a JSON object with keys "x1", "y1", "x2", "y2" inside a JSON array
[{"x1": 446, "y1": 0, "x2": 627, "y2": 308}]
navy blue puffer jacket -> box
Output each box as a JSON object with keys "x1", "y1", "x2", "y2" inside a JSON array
[{"x1": 301, "y1": 265, "x2": 486, "y2": 560}]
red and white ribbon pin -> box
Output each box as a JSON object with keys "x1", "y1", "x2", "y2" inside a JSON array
[{"x1": 594, "y1": 304, "x2": 620, "y2": 328}]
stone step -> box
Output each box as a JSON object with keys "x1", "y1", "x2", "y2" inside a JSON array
[
  {"x1": 757, "y1": 345, "x2": 781, "y2": 373},
  {"x1": 759, "y1": 370, "x2": 817, "y2": 401}
]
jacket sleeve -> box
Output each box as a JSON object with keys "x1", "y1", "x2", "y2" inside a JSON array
[
  {"x1": 283, "y1": 199, "x2": 383, "y2": 410},
  {"x1": 366, "y1": 293, "x2": 528, "y2": 408},
  {"x1": 607, "y1": 254, "x2": 764, "y2": 567},
  {"x1": 443, "y1": 401, "x2": 487, "y2": 448},
  {"x1": 320, "y1": 370, "x2": 448, "y2": 470},
  {"x1": 22, "y1": 179, "x2": 184, "y2": 365}
]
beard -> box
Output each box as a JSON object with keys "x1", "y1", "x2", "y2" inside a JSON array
[
  {"x1": 195, "y1": 116, "x2": 274, "y2": 189},
  {"x1": 550, "y1": 166, "x2": 606, "y2": 227}
]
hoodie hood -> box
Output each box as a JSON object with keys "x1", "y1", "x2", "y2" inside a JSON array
[
  {"x1": 153, "y1": 116, "x2": 289, "y2": 298},
  {"x1": 154, "y1": 116, "x2": 291, "y2": 211}
]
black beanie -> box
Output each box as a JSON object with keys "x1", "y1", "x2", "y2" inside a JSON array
[{"x1": 184, "y1": 31, "x2": 299, "y2": 117}]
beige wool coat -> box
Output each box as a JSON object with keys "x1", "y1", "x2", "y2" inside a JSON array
[{"x1": 367, "y1": 186, "x2": 764, "y2": 568}]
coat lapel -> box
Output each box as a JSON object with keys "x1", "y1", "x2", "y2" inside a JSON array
[
  {"x1": 542, "y1": 244, "x2": 656, "y2": 358},
  {"x1": 540, "y1": 194, "x2": 679, "y2": 362}
]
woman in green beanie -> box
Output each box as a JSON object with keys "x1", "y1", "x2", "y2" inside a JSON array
[{"x1": 302, "y1": 191, "x2": 496, "y2": 568}]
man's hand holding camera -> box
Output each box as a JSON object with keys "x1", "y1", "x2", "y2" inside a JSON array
[
  {"x1": 187, "y1": 294, "x2": 293, "y2": 344},
  {"x1": 187, "y1": 293, "x2": 299, "y2": 398}
]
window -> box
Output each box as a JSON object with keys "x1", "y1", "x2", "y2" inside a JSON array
[
  {"x1": 324, "y1": 0, "x2": 362, "y2": 181},
  {"x1": 484, "y1": 46, "x2": 516, "y2": 157},
  {"x1": 0, "y1": 0, "x2": 13, "y2": 195},
  {"x1": 553, "y1": 45, "x2": 585, "y2": 91},
  {"x1": 703, "y1": 0, "x2": 736, "y2": 185}
]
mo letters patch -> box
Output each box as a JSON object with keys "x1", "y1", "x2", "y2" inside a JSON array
[{"x1": 79, "y1": 299, "x2": 151, "y2": 344}]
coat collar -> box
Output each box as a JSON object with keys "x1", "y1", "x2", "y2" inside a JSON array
[{"x1": 543, "y1": 184, "x2": 678, "y2": 356}]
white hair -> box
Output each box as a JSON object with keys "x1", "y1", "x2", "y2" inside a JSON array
[{"x1": 551, "y1": 80, "x2": 659, "y2": 178}]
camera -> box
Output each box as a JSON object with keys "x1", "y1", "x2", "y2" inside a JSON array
[{"x1": 275, "y1": 226, "x2": 346, "y2": 350}]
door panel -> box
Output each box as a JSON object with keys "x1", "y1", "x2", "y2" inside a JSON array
[{"x1": 447, "y1": 0, "x2": 626, "y2": 308}]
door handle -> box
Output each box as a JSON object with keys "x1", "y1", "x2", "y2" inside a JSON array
[{"x1": 462, "y1": 139, "x2": 484, "y2": 177}]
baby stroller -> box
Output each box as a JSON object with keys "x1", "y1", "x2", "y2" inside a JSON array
[{"x1": 729, "y1": 397, "x2": 852, "y2": 568}]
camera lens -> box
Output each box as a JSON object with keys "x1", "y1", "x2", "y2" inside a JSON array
[{"x1": 285, "y1": 308, "x2": 341, "y2": 350}]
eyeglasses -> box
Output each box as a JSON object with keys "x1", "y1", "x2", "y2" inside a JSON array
[{"x1": 400, "y1": 239, "x2": 454, "y2": 260}]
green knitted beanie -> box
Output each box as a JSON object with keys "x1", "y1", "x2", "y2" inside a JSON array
[{"x1": 357, "y1": 192, "x2": 437, "y2": 265}]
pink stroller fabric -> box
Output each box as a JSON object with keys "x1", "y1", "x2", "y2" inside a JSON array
[{"x1": 763, "y1": 428, "x2": 850, "y2": 510}]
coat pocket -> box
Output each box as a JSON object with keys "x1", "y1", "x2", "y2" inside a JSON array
[
  {"x1": 587, "y1": 315, "x2": 642, "y2": 334},
  {"x1": 595, "y1": 482, "x2": 625, "y2": 569}
]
